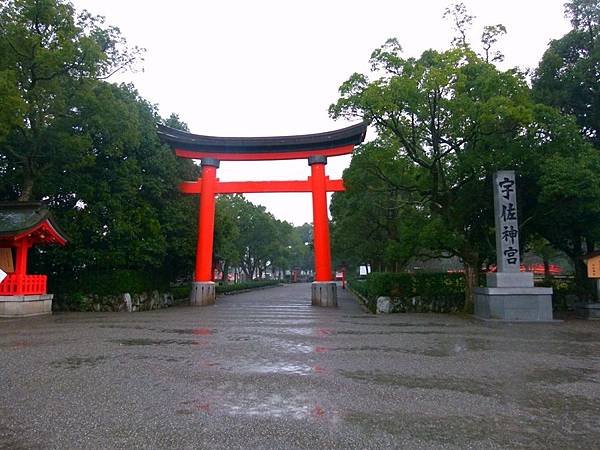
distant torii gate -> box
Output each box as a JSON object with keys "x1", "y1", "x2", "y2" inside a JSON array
[{"x1": 158, "y1": 122, "x2": 367, "y2": 307}]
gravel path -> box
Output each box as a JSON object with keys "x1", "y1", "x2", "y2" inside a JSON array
[{"x1": 1, "y1": 283, "x2": 599, "y2": 449}]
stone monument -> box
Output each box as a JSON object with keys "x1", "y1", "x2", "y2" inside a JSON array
[{"x1": 474, "y1": 171, "x2": 554, "y2": 321}]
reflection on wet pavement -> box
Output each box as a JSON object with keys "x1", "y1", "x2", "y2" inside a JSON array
[{"x1": 1, "y1": 283, "x2": 599, "y2": 448}]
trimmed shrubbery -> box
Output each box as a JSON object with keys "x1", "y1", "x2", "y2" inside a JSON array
[
  {"x1": 171, "y1": 280, "x2": 281, "y2": 299},
  {"x1": 350, "y1": 272, "x2": 465, "y2": 313}
]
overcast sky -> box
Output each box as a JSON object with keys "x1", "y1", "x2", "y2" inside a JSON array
[{"x1": 72, "y1": 0, "x2": 571, "y2": 225}]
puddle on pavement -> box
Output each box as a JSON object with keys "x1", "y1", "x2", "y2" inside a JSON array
[
  {"x1": 526, "y1": 367, "x2": 597, "y2": 385},
  {"x1": 403, "y1": 341, "x2": 486, "y2": 357},
  {"x1": 220, "y1": 361, "x2": 315, "y2": 376},
  {"x1": 343, "y1": 412, "x2": 545, "y2": 448},
  {"x1": 227, "y1": 335, "x2": 256, "y2": 342},
  {"x1": 519, "y1": 387, "x2": 600, "y2": 414},
  {"x1": 272, "y1": 340, "x2": 314, "y2": 354},
  {"x1": 125, "y1": 354, "x2": 186, "y2": 363},
  {"x1": 180, "y1": 395, "x2": 335, "y2": 421},
  {"x1": 339, "y1": 321, "x2": 460, "y2": 328},
  {"x1": 340, "y1": 370, "x2": 495, "y2": 397},
  {"x1": 97, "y1": 324, "x2": 148, "y2": 330},
  {"x1": 160, "y1": 328, "x2": 214, "y2": 336},
  {"x1": 334, "y1": 345, "x2": 406, "y2": 353},
  {"x1": 111, "y1": 338, "x2": 196, "y2": 346},
  {"x1": 336, "y1": 330, "x2": 448, "y2": 336},
  {"x1": 50, "y1": 355, "x2": 109, "y2": 369}
]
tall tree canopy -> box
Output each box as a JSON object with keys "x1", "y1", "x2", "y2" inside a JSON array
[
  {"x1": 533, "y1": 0, "x2": 600, "y2": 147},
  {"x1": 330, "y1": 40, "x2": 590, "y2": 308},
  {"x1": 531, "y1": 0, "x2": 600, "y2": 292},
  {"x1": 0, "y1": 0, "x2": 201, "y2": 295},
  {"x1": 0, "y1": 0, "x2": 142, "y2": 201}
]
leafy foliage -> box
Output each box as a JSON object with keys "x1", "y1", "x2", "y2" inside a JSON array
[
  {"x1": 215, "y1": 195, "x2": 312, "y2": 279},
  {"x1": 0, "y1": 0, "x2": 198, "y2": 296},
  {"x1": 330, "y1": 40, "x2": 590, "y2": 309},
  {"x1": 533, "y1": 0, "x2": 600, "y2": 147},
  {"x1": 351, "y1": 272, "x2": 466, "y2": 313},
  {"x1": 0, "y1": 0, "x2": 143, "y2": 200}
]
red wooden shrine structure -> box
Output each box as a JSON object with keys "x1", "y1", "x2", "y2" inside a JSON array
[
  {"x1": 158, "y1": 122, "x2": 367, "y2": 306},
  {"x1": 0, "y1": 203, "x2": 68, "y2": 296}
]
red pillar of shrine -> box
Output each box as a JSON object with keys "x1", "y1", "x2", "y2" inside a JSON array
[
  {"x1": 195, "y1": 158, "x2": 219, "y2": 282},
  {"x1": 309, "y1": 156, "x2": 333, "y2": 281},
  {"x1": 15, "y1": 242, "x2": 29, "y2": 278},
  {"x1": 14, "y1": 241, "x2": 30, "y2": 294},
  {"x1": 190, "y1": 158, "x2": 219, "y2": 306},
  {"x1": 308, "y1": 156, "x2": 337, "y2": 306}
]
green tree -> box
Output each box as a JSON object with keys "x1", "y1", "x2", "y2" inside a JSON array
[
  {"x1": 0, "y1": 0, "x2": 141, "y2": 201},
  {"x1": 214, "y1": 195, "x2": 241, "y2": 281},
  {"x1": 0, "y1": 0, "x2": 200, "y2": 296},
  {"x1": 289, "y1": 223, "x2": 314, "y2": 273},
  {"x1": 28, "y1": 83, "x2": 199, "y2": 290},
  {"x1": 215, "y1": 195, "x2": 302, "y2": 280},
  {"x1": 329, "y1": 41, "x2": 587, "y2": 310},
  {"x1": 531, "y1": 0, "x2": 600, "y2": 295},
  {"x1": 533, "y1": 0, "x2": 599, "y2": 147}
]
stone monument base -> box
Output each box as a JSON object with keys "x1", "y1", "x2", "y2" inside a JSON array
[
  {"x1": 190, "y1": 282, "x2": 215, "y2": 306},
  {"x1": 474, "y1": 287, "x2": 555, "y2": 322},
  {"x1": 311, "y1": 282, "x2": 337, "y2": 307},
  {"x1": 0, "y1": 294, "x2": 53, "y2": 318}
]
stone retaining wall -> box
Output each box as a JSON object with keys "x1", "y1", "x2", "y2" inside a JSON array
[{"x1": 67, "y1": 291, "x2": 175, "y2": 312}]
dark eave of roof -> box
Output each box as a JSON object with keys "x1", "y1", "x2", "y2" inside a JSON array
[
  {"x1": 0, "y1": 202, "x2": 69, "y2": 242},
  {"x1": 156, "y1": 121, "x2": 368, "y2": 154}
]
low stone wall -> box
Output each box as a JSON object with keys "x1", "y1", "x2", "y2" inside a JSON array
[
  {"x1": 375, "y1": 295, "x2": 464, "y2": 314},
  {"x1": 59, "y1": 291, "x2": 175, "y2": 312}
]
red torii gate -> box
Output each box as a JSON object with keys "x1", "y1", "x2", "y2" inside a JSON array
[{"x1": 158, "y1": 122, "x2": 367, "y2": 307}]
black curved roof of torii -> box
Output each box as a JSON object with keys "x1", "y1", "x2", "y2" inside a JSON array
[{"x1": 156, "y1": 121, "x2": 368, "y2": 155}]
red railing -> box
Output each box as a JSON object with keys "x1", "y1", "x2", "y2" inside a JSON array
[{"x1": 0, "y1": 274, "x2": 47, "y2": 295}]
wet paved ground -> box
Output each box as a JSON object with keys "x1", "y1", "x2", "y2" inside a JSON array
[{"x1": 0, "y1": 283, "x2": 599, "y2": 449}]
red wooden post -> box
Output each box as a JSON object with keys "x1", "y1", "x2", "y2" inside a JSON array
[
  {"x1": 195, "y1": 158, "x2": 219, "y2": 282},
  {"x1": 309, "y1": 156, "x2": 333, "y2": 282},
  {"x1": 15, "y1": 241, "x2": 29, "y2": 295}
]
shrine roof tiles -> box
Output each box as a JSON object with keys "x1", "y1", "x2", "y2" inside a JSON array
[{"x1": 0, "y1": 202, "x2": 68, "y2": 244}]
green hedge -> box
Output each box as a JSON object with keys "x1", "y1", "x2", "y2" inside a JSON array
[
  {"x1": 536, "y1": 276, "x2": 585, "y2": 311},
  {"x1": 50, "y1": 269, "x2": 168, "y2": 297},
  {"x1": 50, "y1": 269, "x2": 170, "y2": 311},
  {"x1": 217, "y1": 279, "x2": 280, "y2": 293},
  {"x1": 170, "y1": 280, "x2": 280, "y2": 299},
  {"x1": 350, "y1": 272, "x2": 465, "y2": 313}
]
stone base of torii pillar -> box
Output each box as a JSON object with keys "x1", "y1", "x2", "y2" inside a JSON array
[
  {"x1": 311, "y1": 282, "x2": 337, "y2": 307},
  {"x1": 474, "y1": 272, "x2": 555, "y2": 322},
  {"x1": 190, "y1": 282, "x2": 216, "y2": 306}
]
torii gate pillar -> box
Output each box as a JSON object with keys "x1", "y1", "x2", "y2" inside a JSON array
[
  {"x1": 190, "y1": 158, "x2": 219, "y2": 306},
  {"x1": 309, "y1": 156, "x2": 337, "y2": 307}
]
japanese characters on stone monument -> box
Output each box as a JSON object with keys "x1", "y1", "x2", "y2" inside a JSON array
[
  {"x1": 494, "y1": 171, "x2": 520, "y2": 272},
  {"x1": 474, "y1": 170, "x2": 554, "y2": 321}
]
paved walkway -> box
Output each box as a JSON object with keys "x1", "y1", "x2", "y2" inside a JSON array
[{"x1": 0, "y1": 283, "x2": 599, "y2": 449}]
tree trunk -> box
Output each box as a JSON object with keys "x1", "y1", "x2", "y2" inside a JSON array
[
  {"x1": 18, "y1": 174, "x2": 34, "y2": 202},
  {"x1": 463, "y1": 259, "x2": 479, "y2": 313},
  {"x1": 221, "y1": 261, "x2": 229, "y2": 283}
]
